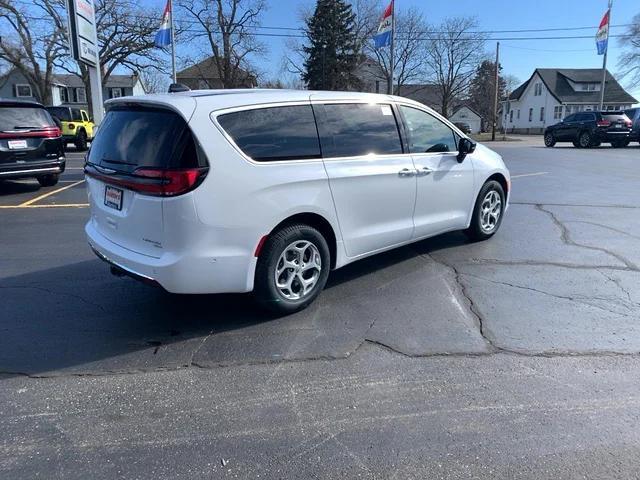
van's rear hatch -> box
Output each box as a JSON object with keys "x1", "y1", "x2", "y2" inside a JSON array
[{"x1": 85, "y1": 102, "x2": 207, "y2": 258}]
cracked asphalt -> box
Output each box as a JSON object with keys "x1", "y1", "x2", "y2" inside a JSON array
[{"x1": 1, "y1": 138, "x2": 640, "y2": 478}]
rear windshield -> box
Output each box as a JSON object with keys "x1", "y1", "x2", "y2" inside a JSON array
[
  {"x1": 87, "y1": 107, "x2": 203, "y2": 173},
  {"x1": 601, "y1": 113, "x2": 630, "y2": 121},
  {"x1": 0, "y1": 106, "x2": 54, "y2": 132},
  {"x1": 46, "y1": 107, "x2": 72, "y2": 122}
]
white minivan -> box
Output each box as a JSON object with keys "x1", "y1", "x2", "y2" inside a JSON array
[{"x1": 85, "y1": 89, "x2": 510, "y2": 313}]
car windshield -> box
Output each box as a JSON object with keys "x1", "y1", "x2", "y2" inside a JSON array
[
  {"x1": 0, "y1": 106, "x2": 54, "y2": 132},
  {"x1": 46, "y1": 107, "x2": 72, "y2": 122}
]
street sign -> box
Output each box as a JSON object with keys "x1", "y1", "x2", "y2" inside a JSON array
[{"x1": 66, "y1": 0, "x2": 99, "y2": 67}]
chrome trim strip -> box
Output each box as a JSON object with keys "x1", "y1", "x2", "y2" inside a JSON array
[{"x1": 0, "y1": 166, "x2": 62, "y2": 176}]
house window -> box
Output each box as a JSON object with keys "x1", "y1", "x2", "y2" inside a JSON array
[
  {"x1": 16, "y1": 84, "x2": 33, "y2": 97},
  {"x1": 534, "y1": 83, "x2": 543, "y2": 96},
  {"x1": 59, "y1": 86, "x2": 69, "y2": 103},
  {"x1": 540, "y1": 107, "x2": 545, "y2": 122},
  {"x1": 110, "y1": 88, "x2": 122, "y2": 98},
  {"x1": 554, "y1": 105, "x2": 563, "y2": 120},
  {"x1": 528, "y1": 108, "x2": 533, "y2": 122},
  {"x1": 565, "y1": 105, "x2": 572, "y2": 116},
  {"x1": 375, "y1": 80, "x2": 380, "y2": 93},
  {"x1": 76, "y1": 88, "x2": 87, "y2": 103},
  {"x1": 510, "y1": 110, "x2": 514, "y2": 123},
  {"x1": 517, "y1": 109, "x2": 520, "y2": 119}
]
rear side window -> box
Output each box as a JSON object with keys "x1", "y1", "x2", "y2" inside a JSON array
[
  {"x1": 0, "y1": 106, "x2": 54, "y2": 131},
  {"x1": 315, "y1": 103, "x2": 402, "y2": 158},
  {"x1": 47, "y1": 107, "x2": 72, "y2": 122},
  {"x1": 87, "y1": 107, "x2": 202, "y2": 174},
  {"x1": 217, "y1": 105, "x2": 321, "y2": 162},
  {"x1": 71, "y1": 108, "x2": 82, "y2": 121}
]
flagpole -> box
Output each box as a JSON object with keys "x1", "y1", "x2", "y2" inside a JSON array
[
  {"x1": 599, "y1": 0, "x2": 613, "y2": 111},
  {"x1": 170, "y1": 0, "x2": 177, "y2": 83},
  {"x1": 388, "y1": 0, "x2": 395, "y2": 95}
]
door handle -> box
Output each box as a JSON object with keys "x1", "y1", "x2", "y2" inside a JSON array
[
  {"x1": 416, "y1": 166, "x2": 433, "y2": 177},
  {"x1": 398, "y1": 168, "x2": 416, "y2": 177}
]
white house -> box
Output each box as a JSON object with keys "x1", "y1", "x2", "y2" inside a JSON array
[
  {"x1": 0, "y1": 69, "x2": 146, "y2": 110},
  {"x1": 449, "y1": 105, "x2": 483, "y2": 134},
  {"x1": 501, "y1": 68, "x2": 637, "y2": 134}
]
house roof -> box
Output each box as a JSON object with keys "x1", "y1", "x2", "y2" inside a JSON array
[
  {"x1": 509, "y1": 68, "x2": 637, "y2": 104},
  {"x1": 177, "y1": 57, "x2": 254, "y2": 81},
  {"x1": 451, "y1": 104, "x2": 483, "y2": 119},
  {"x1": 398, "y1": 84, "x2": 442, "y2": 108},
  {"x1": 53, "y1": 74, "x2": 139, "y2": 89}
]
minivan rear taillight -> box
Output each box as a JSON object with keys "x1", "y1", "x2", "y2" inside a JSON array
[
  {"x1": 85, "y1": 165, "x2": 208, "y2": 197},
  {"x1": 0, "y1": 126, "x2": 61, "y2": 138}
]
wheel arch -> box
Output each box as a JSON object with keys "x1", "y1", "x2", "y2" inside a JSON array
[
  {"x1": 486, "y1": 172, "x2": 509, "y2": 200},
  {"x1": 267, "y1": 212, "x2": 338, "y2": 269}
]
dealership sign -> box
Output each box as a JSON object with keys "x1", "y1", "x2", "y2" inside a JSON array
[{"x1": 66, "y1": 0, "x2": 99, "y2": 67}]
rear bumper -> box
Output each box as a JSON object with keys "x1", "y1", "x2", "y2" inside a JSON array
[
  {"x1": 85, "y1": 220, "x2": 257, "y2": 294},
  {"x1": 0, "y1": 158, "x2": 66, "y2": 179},
  {"x1": 593, "y1": 131, "x2": 632, "y2": 142}
]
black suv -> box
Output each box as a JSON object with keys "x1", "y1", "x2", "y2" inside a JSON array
[
  {"x1": 544, "y1": 111, "x2": 633, "y2": 148},
  {"x1": 625, "y1": 108, "x2": 640, "y2": 144},
  {"x1": 0, "y1": 99, "x2": 65, "y2": 186}
]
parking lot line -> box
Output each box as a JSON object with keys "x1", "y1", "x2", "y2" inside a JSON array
[
  {"x1": 0, "y1": 203, "x2": 89, "y2": 209},
  {"x1": 511, "y1": 172, "x2": 549, "y2": 179},
  {"x1": 18, "y1": 180, "x2": 85, "y2": 207}
]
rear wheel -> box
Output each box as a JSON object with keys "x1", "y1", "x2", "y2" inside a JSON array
[
  {"x1": 544, "y1": 132, "x2": 556, "y2": 147},
  {"x1": 254, "y1": 224, "x2": 330, "y2": 315},
  {"x1": 578, "y1": 131, "x2": 592, "y2": 148},
  {"x1": 465, "y1": 180, "x2": 505, "y2": 242},
  {"x1": 75, "y1": 130, "x2": 88, "y2": 151},
  {"x1": 37, "y1": 174, "x2": 59, "y2": 187}
]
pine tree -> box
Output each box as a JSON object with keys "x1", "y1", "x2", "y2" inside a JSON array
[
  {"x1": 302, "y1": 0, "x2": 361, "y2": 91},
  {"x1": 468, "y1": 60, "x2": 507, "y2": 128}
]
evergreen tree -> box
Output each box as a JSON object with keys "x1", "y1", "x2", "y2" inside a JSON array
[
  {"x1": 468, "y1": 60, "x2": 507, "y2": 128},
  {"x1": 302, "y1": 0, "x2": 361, "y2": 91}
]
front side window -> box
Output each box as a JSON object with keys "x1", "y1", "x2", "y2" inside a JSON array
[
  {"x1": 16, "y1": 84, "x2": 33, "y2": 97},
  {"x1": 217, "y1": 105, "x2": 321, "y2": 162},
  {"x1": 315, "y1": 103, "x2": 402, "y2": 158},
  {"x1": 400, "y1": 105, "x2": 457, "y2": 153}
]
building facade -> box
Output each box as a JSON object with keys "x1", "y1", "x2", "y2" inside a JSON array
[
  {"x1": 502, "y1": 68, "x2": 637, "y2": 134},
  {"x1": 0, "y1": 69, "x2": 145, "y2": 110}
]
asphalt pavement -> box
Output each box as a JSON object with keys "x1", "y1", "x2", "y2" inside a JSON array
[{"x1": 1, "y1": 138, "x2": 639, "y2": 478}]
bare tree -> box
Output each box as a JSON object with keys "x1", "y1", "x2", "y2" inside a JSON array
[
  {"x1": 367, "y1": 7, "x2": 429, "y2": 95},
  {"x1": 139, "y1": 68, "x2": 169, "y2": 94},
  {"x1": 422, "y1": 16, "x2": 487, "y2": 117},
  {"x1": 178, "y1": 0, "x2": 266, "y2": 88},
  {"x1": 0, "y1": 0, "x2": 67, "y2": 104},
  {"x1": 503, "y1": 74, "x2": 521, "y2": 99},
  {"x1": 618, "y1": 13, "x2": 640, "y2": 85}
]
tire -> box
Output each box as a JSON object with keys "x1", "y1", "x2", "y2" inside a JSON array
[
  {"x1": 254, "y1": 224, "x2": 331, "y2": 315},
  {"x1": 592, "y1": 140, "x2": 601, "y2": 147},
  {"x1": 572, "y1": 140, "x2": 580, "y2": 148},
  {"x1": 37, "y1": 174, "x2": 59, "y2": 187},
  {"x1": 578, "y1": 131, "x2": 592, "y2": 148},
  {"x1": 544, "y1": 132, "x2": 556, "y2": 147},
  {"x1": 75, "y1": 130, "x2": 88, "y2": 151},
  {"x1": 464, "y1": 180, "x2": 506, "y2": 242}
]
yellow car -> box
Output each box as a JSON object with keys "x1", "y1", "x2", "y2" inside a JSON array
[{"x1": 46, "y1": 106, "x2": 94, "y2": 151}]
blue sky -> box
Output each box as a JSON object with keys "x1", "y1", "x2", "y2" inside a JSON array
[{"x1": 254, "y1": 0, "x2": 640, "y2": 99}]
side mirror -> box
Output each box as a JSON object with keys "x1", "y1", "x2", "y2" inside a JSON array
[
  {"x1": 425, "y1": 143, "x2": 450, "y2": 153},
  {"x1": 457, "y1": 138, "x2": 476, "y2": 163}
]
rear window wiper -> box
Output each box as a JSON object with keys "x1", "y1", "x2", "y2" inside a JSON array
[
  {"x1": 100, "y1": 157, "x2": 137, "y2": 166},
  {"x1": 13, "y1": 125, "x2": 42, "y2": 130}
]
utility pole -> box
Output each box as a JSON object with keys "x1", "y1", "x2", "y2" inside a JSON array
[
  {"x1": 491, "y1": 42, "x2": 500, "y2": 141},
  {"x1": 599, "y1": 0, "x2": 613, "y2": 111}
]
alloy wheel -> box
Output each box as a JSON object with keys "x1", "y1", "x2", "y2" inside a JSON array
[
  {"x1": 274, "y1": 240, "x2": 322, "y2": 300},
  {"x1": 480, "y1": 190, "x2": 502, "y2": 234}
]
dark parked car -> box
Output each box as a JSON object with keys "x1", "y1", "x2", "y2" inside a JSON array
[
  {"x1": 453, "y1": 122, "x2": 472, "y2": 134},
  {"x1": 544, "y1": 111, "x2": 633, "y2": 148},
  {"x1": 625, "y1": 107, "x2": 640, "y2": 144},
  {"x1": 0, "y1": 99, "x2": 65, "y2": 187}
]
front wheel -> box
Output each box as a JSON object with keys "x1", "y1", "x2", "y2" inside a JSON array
[
  {"x1": 254, "y1": 224, "x2": 330, "y2": 315},
  {"x1": 465, "y1": 180, "x2": 505, "y2": 242},
  {"x1": 544, "y1": 132, "x2": 556, "y2": 147},
  {"x1": 37, "y1": 174, "x2": 59, "y2": 187}
]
